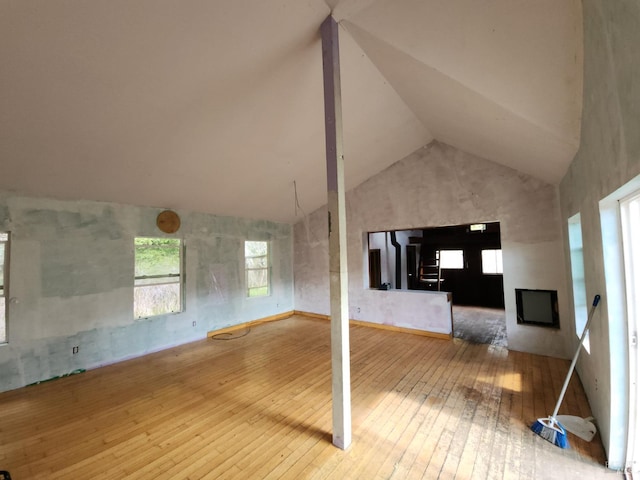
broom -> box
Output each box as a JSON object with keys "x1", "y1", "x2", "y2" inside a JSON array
[{"x1": 530, "y1": 294, "x2": 601, "y2": 448}]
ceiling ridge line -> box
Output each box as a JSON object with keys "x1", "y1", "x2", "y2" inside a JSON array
[{"x1": 340, "y1": 19, "x2": 579, "y2": 150}]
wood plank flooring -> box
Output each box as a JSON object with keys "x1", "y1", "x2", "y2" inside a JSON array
[{"x1": 0, "y1": 315, "x2": 617, "y2": 479}]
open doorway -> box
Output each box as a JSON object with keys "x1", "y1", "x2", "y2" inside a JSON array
[
  {"x1": 600, "y1": 175, "x2": 640, "y2": 471},
  {"x1": 367, "y1": 222, "x2": 506, "y2": 346}
]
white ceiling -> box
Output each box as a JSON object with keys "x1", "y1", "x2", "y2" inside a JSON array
[{"x1": 0, "y1": 0, "x2": 582, "y2": 224}]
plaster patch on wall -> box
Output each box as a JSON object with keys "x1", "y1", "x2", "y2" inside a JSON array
[
  {"x1": 0, "y1": 205, "x2": 10, "y2": 227},
  {"x1": 0, "y1": 193, "x2": 294, "y2": 392},
  {"x1": 0, "y1": 358, "x2": 21, "y2": 389},
  {"x1": 19, "y1": 207, "x2": 124, "y2": 239},
  {"x1": 295, "y1": 141, "x2": 568, "y2": 356},
  {"x1": 558, "y1": 0, "x2": 640, "y2": 465},
  {"x1": 41, "y1": 239, "x2": 132, "y2": 297}
]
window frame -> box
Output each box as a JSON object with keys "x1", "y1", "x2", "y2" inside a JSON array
[
  {"x1": 245, "y1": 240, "x2": 270, "y2": 298},
  {"x1": 134, "y1": 237, "x2": 184, "y2": 319},
  {"x1": 0, "y1": 232, "x2": 9, "y2": 344}
]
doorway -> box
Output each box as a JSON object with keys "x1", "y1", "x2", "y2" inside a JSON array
[
  {"x1": 368, "y1": 222, "x2": 506, "y2": 346},
  {"x1": 451, "y1": 305, "x2": 507, "y2": 347},
  {"x1": 620, "y1": 191, "x2": 639, "y2": 474}
]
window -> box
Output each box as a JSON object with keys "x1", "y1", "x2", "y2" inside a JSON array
[
  {"x1": 245, "y1": 241, "x2": 269, "y2": 297},
  {"x1": 481, "y1": 249, "x2": 503, "y2": 274},
  {"x1": 568, "y1": 214, "x2": 589, "y2": 352},
  {"x1": 469, "y1": 223, "x2": 486, "y2": 232},
  {"x1": 0, "y1": 232, "x2": 8, "y2": 343},
  {"x1": 438, "y1": 250, "x2": 464, "y2": 269},
  {"x1": 134, "y1": 238, "x2": 182, "y2": 318}
]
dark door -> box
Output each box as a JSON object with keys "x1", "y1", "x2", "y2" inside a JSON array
[
  {"x1": 406, "y1": 245, "x2": 418, "y2": 290},
  {"x1": 368, "y1": 249, "x2": 381, "y2": 289}
]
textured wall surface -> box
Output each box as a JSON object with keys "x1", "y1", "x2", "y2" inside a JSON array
[
  {"x1": 295, "y1": 141, "x2": 569, "y2": 356},
  {"x1": 559, "y1": 0, "x2": 640, "y2": 467},
  {"x1": 0, "y1": 194, "x2": 293, "y2": 392}
]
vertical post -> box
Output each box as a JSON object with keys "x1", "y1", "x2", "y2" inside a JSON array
[{"x1": 320, "y1": 15, "x2": 352, "y2": 450}]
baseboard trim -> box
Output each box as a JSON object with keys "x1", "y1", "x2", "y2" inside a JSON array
[
  {"x1": 207, "y1": 311, "x2": 295, "y2": 337},
  {"x1": 293, "y1": 310, "x2": 452, "y2": 340},
  {"x1": 293, "y1": 310, "x2": 329, "y2": 321},
  {"x1": 349, "y1": 319, "x2": 452, "y2": 340}
]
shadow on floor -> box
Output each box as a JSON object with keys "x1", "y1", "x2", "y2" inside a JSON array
[{"x1": 452, "y1": 305, "x2": 507, "y2": 347}]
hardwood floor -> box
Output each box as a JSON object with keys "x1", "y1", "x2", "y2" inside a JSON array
[{"x1": 0, "y1": 316, "x2": 616, "y2": 479}]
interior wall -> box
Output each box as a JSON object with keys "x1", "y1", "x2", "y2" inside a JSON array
[
  {"x1": 0, "y1": 193, "x2": 294, "y2": 393},
  {"x1": 558, "y1": 0, "x2": 640, "y2": 467},
  {"x1": 294, "y1": 140, "x2": 569, "y2": 357}
]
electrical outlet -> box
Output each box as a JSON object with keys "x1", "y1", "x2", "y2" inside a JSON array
[
  {"x1": 357, "y1": 307, "x2": 361, "y2": 313},
  {"x1": 72, "y1": 346, "x2": 79, "y2": 354},
  {"x1": 192, "y1": 321, "x2": 197, "y2": 327}
]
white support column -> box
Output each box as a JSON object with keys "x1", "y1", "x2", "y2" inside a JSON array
[{"x1": 320, "y1": 15, "x2": 352, "y2": 450}]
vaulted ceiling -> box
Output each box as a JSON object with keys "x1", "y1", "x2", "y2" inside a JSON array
[{"x1": 0, "y1": 0, "x2": 582, "y2": 224}]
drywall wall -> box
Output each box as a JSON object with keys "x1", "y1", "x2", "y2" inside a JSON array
[
  {"x1": 0, "y1": 193, "x2": 293, "y2": 392},
  {"x1": 559, "y1": 0, "x2": 640, "y2": 468},
  {"x1": 295, "y1": 140, "x2": 569, "y2": 357}
]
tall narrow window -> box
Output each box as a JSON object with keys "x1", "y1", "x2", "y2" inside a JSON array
[
  {"x1": 245, "y1": 241, "x2": 269, "y2": 297},
  {"x1": 0, "y1": 232, "x2": 8, "y2": 343},
  {"x1": 568, "y1": 214, "x2": 589, "y2": 352},
  {"x1": 481, "y1": 249, "x2": 503, "y2": 274},
  {"x1": 134, "y1": 238, "x2": 183, "y2": 318}
]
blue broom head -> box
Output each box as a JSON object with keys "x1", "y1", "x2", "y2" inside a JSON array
[{"x1": 531, "y1": 417, "x2": 569, "y2": 449}]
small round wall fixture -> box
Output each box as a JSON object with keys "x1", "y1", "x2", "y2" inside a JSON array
[{"x1": 156, "y1": 210, "x2": 181, "y2": 234}]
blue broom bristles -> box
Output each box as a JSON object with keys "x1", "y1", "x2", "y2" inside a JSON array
[{"x1": 531, "y1": 417, "x2": 569, "y2": 449}]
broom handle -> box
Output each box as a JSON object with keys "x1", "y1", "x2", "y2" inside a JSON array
[{"x1": 551, "y1": 294, "x2": 601, "y2": 419}]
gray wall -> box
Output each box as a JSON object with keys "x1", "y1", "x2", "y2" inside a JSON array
[
  {"x1": 295, "y1": 141, "x2": 570, "y2": 357},
  {"x1": 559, "y1": 0, "x2": 640, "y2": 467},
  {"x1": 0, "y1": 193, "x2": 293, "y2": 392}
]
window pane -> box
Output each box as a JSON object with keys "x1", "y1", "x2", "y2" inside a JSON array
[
  {"x1": 245, "y1": 241, "x2": 267, "y2": 257},
  {"x1": 568, "y1": 215, "x2": 589, "y2": 352},
  {"x1": 134, "y1": 237, "x2": 182, "y2": 318},
  {"x1": 0, "y1": 243, "x2": 4, "y2": 289},
  {"x1": 246, "y1": 256, "x2": 267, "y2": 269},
  {"x1": 622, "y1": 194, "x2": 640, "y2": 346},
  {"x1": 247, "y1": 269, "x2": 268, "y2": 289},
  {"x1": 439, "y1": 250, "x2": 464, "y2": 269},
  {"x1": 248, "y1": 286, "x2": 269, "y2": 297},
  {"x1": 245, "y1": 241, "x2": 269, "y2": 297},
  {"x1": 134, "y1": 283, "x2": 181, "y2": 318},
  {"x1": 482, "y1": 249, "x2": 503, "y2": 274},
  {"x1": 0, "y1": 234, "x2": 6, "y2": 343},
  {"x1": 135, "y1": 238, "x2": 180, "y2": 277},
  {"x1": 0, "y1": 297, "x2": 5, "y2": 343}
]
